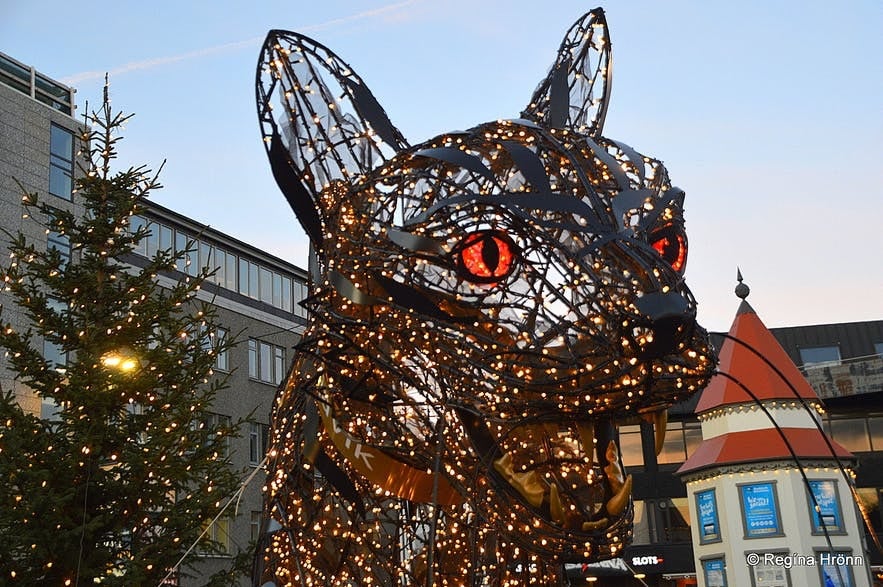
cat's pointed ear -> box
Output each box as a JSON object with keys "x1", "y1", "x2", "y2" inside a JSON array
[
  {"x1": 521, "y1": 8, "x2": 612, "y2": 136},
  {"x1": 257, "y1": 30, "x2": 409, "y2": 247}
]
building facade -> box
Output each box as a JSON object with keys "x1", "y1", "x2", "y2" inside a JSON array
[{"x1": 0, "y1": 51, "x2": 308, "y2": 584}]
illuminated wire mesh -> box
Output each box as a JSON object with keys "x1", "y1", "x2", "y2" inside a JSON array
[{"x1": 254, "y1": 8, "x2": 714, "y2": 585}]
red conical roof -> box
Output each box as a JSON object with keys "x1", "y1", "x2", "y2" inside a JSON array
[{"x1": 695, "y1": 300, "x2": 820, "y2": 414}]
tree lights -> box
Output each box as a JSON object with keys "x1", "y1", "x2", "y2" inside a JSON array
[
  {"x1": 0, "y1": 94, "x2": 243, "y2": 585},
  {"x1": 255, "y1": 8, "x2": 714, "y2": 585}
]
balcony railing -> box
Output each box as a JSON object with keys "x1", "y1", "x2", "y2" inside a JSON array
[{"x1": 0, "y1": 51, "x2": 75, "y2": 115}]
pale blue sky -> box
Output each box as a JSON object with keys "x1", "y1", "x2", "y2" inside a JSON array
[{"x1": 3, "y1": 0, "x2": 881, "y2": 332}]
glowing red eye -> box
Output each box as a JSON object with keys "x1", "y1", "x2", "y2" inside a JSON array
[
  {"x1": 455, "y1": 230, "x2": 517, "y2": 284},
  {"x1": 650, "y1": 225, "x2": 687, "y2": 273}
]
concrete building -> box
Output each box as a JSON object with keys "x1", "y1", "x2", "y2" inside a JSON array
[{"x1": 0, "y1": 51, "x2": 308, "y2": 584}]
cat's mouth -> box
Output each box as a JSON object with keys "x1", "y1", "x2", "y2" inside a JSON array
[{"x1": 457, "y1": 408, "x2": 666, "y2": 546}]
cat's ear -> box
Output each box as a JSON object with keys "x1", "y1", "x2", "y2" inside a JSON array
[
  {"x1": 257, "y1": 30, "x2": 409, "y2": 247},
  {"x1": 521, "y1": 8, "x2": 612, "y2": 136}
]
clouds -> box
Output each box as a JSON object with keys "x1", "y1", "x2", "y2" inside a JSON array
[{"x1": 61, "y1": 0, "x2": 422, "y2": 85}]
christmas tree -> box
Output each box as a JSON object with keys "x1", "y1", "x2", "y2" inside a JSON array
[{"x1": 0, "y1": 92, "x2": 245, "y2": 586}]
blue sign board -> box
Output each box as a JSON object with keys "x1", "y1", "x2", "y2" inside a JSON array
[
  {"x1": 696, "y1": 489, "x2": 721, "y2": 543},
  {"x1": 740, "y1": 482, "x2": 782, "y2": 538},
  {"x1": 809, "y1": 480, "x2": 844, "y2": 533},
  {"x1": 703, "y1": 558, "x2": 727, "y2": 587}
]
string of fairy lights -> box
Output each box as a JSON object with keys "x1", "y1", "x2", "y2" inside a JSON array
[{"x1": 252, "y1": 8, "x2": 714, "y2": 586}]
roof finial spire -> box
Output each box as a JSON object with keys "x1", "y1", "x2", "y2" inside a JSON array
[{"x1": 735, "y1": 267, "x2": 750, "y2": 300}]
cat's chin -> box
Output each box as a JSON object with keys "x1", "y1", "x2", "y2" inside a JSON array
[{"x1": 456, "y1": 409, "x2": 656, "y2": 562}]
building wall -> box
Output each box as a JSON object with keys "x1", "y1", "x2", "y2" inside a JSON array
[
  {"x1": 0, "y1": 73, "x2": 84, "y2": 413},
  {"x1": 0, "y1": 53, "x2": 308, "y2": 585}
]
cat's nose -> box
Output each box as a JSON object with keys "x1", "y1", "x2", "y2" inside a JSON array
[{"x1": 633, "y1": 292, "x2": 695, "y2": 359}]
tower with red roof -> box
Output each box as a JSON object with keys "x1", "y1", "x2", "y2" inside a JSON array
[{"x1": 678, "y1": 273, "x2": 871, "y2": 587}]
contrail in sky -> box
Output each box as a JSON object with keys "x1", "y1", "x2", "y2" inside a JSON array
[{"x1": 61, "y1": 0, "x2": 421, "y2": 85}]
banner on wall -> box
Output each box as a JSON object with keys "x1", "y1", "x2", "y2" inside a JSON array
[
  {"x1": 808, "y1": 480, "x2": 844, "y2": 534},
  {"x1": 739, "y1": 482, "x2": 782, "y2": 538},
  {"x1": 696, "y1": 489, "x2": 721, "y2": 543}
]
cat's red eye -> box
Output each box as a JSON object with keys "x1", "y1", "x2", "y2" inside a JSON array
[
  {"x1": 649, "y1": 224, "x2": 687, "y2": 273},
  {"x1": 455, "y1": 230, "x2": 518, "y2": 284}
]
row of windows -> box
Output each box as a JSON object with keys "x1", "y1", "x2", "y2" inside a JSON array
[
  {"x1": 619, "y1": 420, "x2": 703, "y2": 467},
  {"x1": 129, "y1": 216, "x2": 308, "y2": 317},
  {"x1": 799, "y1": 343, "x2": 883, "y2": 369},
  {"x1": 621, "y1": 412, "x2": 883, "y2": 469}
]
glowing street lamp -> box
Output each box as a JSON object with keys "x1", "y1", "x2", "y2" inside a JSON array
[{"x1": 100, "y1": 348, "x2": 140, "y2": 373}]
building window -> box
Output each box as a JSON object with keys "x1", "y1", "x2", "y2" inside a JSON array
[
  {"x1": 856, "y1": 488, "x2": 881, "y2": 550},
  {"x1": 248, "y1": 339, "x2": 286, "y2": 385},
  {"x1": 619, "y1": 424, "x2": 643, "y2": 467},
  {"x1": 816, "y1": 549, "x2": 858, "y2": 587},
  {"x1": 869, "y1": 415, "x2": 883, "y2": 451},
  {"x1": 249, "y1": 422, "x2": 269, "y2": 466},
  {"x1": 200, "y1": 413, "x2": 231, "y2": 457},
  {"x1": 212, "y1": 328, "x2": 229, "y2": 372},
  {"x1": 49, "y1": 124, "x2": 74, "y2": 199},
  {"x1": 659, "y1": 497, "x2": 691, "y2": 542},
  {"x1": 42, "y1": 297, "x2": 68, "y2": 371},
  {"x1": 293, "y1": 279, "x2": 308, "y2": 318},
  {"x1": 47, "y1": 230, "x2": 70, "y2": 267},
  {"x1": 799, "y1": 345, "x2": 841, "y2": 368},
  {"x1": 875, "y1": 342, "x2": 883, "y2": 357},
  {"x1": 250, "y1": 511, "x2": 263, "y2": 542},
  {"x1": 200, "y1": 517, "x2": 231, "y2": 556},
  {"x1": 658, "y1": 421, "x2": 688, "y2": 464},
  {"x1": 829, "y1": 417, "x2": 872, "y2": 453}
]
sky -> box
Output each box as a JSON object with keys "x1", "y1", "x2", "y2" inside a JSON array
[{"x1": 2, "y1": 0, "x2": 881, "y2": 333}]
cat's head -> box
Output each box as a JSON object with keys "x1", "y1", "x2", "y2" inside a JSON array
[{"x1": 258, "y1": 8, "x2": 714, "y2": 562}]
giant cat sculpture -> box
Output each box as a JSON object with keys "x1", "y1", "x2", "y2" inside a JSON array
[{"x1": 254, "y1": 8, "x2": 714, "y2": 586}]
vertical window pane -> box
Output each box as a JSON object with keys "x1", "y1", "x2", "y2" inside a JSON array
[
  {"x1": 159, "y1": 225, "x2": 173, "y2": 252},
  {"x1": 657, "y1": 422, "x2": 687, "y2": 464},
  {"x1": 249, "y1": 263, "x2": 259, "y2": 299},
  {"x1": 274, "y1": 347, "x2": 285, "y2": 385},
  {"x1": 145, "y1": 222, "x2": 158, "y2": 258},
  {"x1": 48, "y1": 230, "x2": 70, "y2": 267},
  {"x1": 282, "y1": 277, "x2": 292, "y2": 313},
  {"x1": 49, "y1": 124, "x2": 74, "y2": 199},
  {"x1": 200, "y1": 241, "x2": 213, "y2": 272},
  {"x1": 215, "y1": 329, "x2": 228, "y2": 371},
  {"x1": 248, "y1": 339, "x2": 258, "y2": 379},
  {"x1": 619, "y1": 425, "x2": 643, "y2": 467},
  {"x1": 685, "y1": 422, "x2": 703, "y2": 458},
  {"x1": 259, "y1": 267, "x2": 273, "y2": 304},
  {"x1": 260, "y1": 342, "x2": 272, "y2": 383},
  {"x1": 665, "y1": 497, "x2": 691, "y2": 542},
  {"x1": 131, "y1": 216, "x2": 147, "y2": 256},
  {"x1": 272, "y1": 273, "x2": 283, "y2": 308},
  {"x1": 226, "y1": 254, "x2": 237, "y2": 291},
  {"x1": 214, "y1": 249, "x2": 225, "y2": 285},
  {"x1": 175, "y1": 232, "x2": 188, "y2": 272},
  {"x1": 249, "y1": 422, "x2": 260, "y2": 464},
  {"x1": 830, "y1": 418, "x2": 871, "y2": 452},
  {"x1": 239, "y1": 259, "x2": 250, "y2": 296},
  {"x1": 250, "y1": 511, "x2": 262, "y2": 542},
  {"x1": 869, "y1": 416, "x2": 883, "y2": 451}
]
